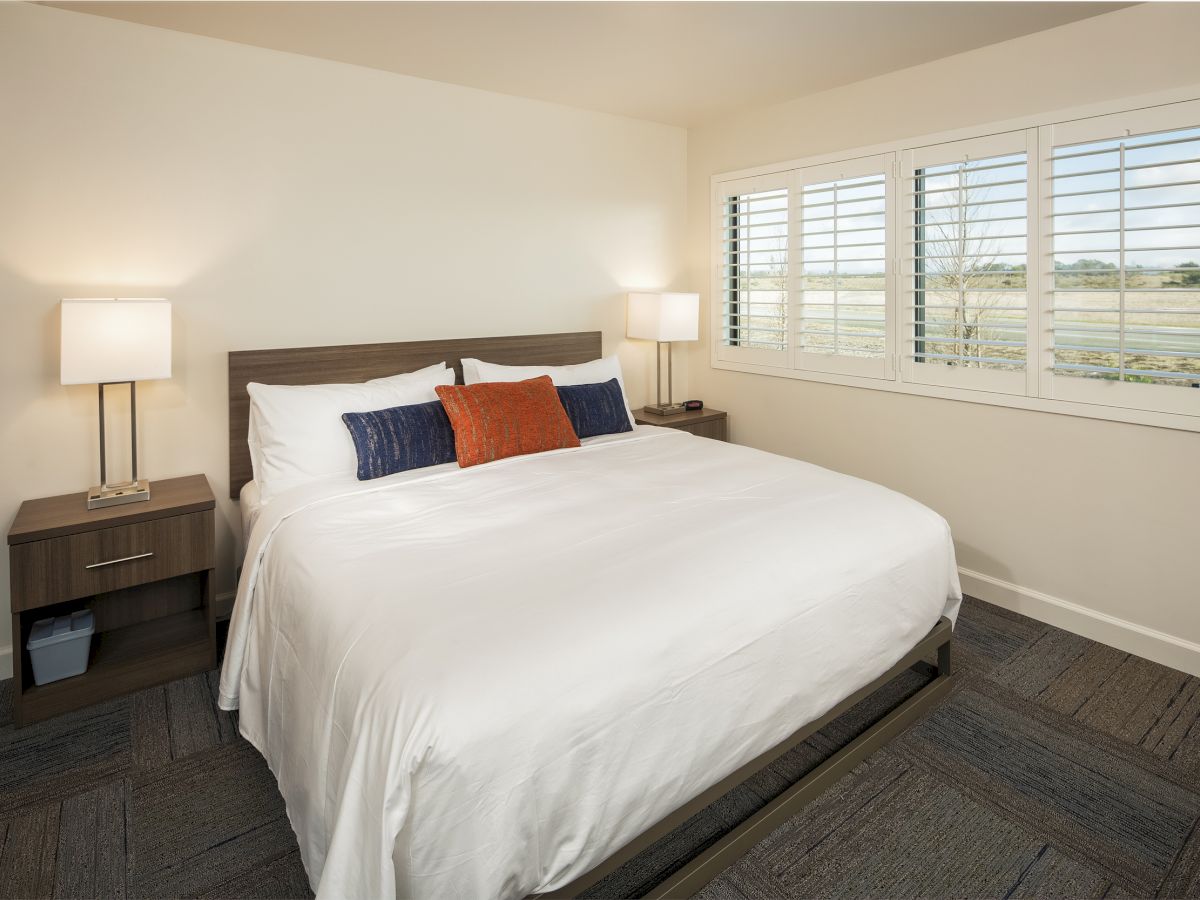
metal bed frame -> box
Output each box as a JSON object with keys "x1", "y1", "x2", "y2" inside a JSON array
[{"x1": 542, "y1": 616, "x2": 955, "y2": 899}]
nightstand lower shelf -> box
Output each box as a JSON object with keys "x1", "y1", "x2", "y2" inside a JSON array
[{"x1": 18, "y1": 608, "x2": 213, "y2": 725}]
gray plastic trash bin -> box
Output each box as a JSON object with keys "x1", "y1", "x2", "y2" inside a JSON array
[{"x1": 27, "y1": 610, "x2": 95, "y2": 685}]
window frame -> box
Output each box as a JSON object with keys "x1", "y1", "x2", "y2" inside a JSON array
[
  {"x1": 793, "y1": 153, "x2": 896, "y2": 380},
  {"x1": 714, "y1": 174, "x2": 792, "y2": 369},
  {"x1": 709, "y1": 85, "x2": 1200, "y2": 434},
  {"x1": 1040, "y1": 99, "x2": 1200, "y2": 418},
  {"x1": 900, "y1": 129, "x2": 1038, "y2": 397}
]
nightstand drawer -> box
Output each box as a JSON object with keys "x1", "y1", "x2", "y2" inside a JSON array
[
  {"x1": 634, "y1": 407, "x2": 728, "y2": 442},
  {"x1": 10, "y1": 510, "x2": 214, "y2": 611},
  {"x1": 678, "y1": 419, "x2": 727, "y2": 441}
]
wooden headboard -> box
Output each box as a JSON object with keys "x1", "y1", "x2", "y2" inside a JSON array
[{"x1": 227, "y1": 331, "x2": 603, "y2": 498}]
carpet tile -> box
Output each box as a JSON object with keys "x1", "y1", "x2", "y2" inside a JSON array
[
  {"x1": 950, "y1": 599, "x2": 1044, "y2": 674},
  {"x1": 54, "y1": 780, "x2": 127, "y2": 900},
  {"x1": 0, "y1": 802, "x2": 59, "y2": 899},
  {"x1": 990, "y1": 626, "x2": 1092, "y2": 695},
  {"x1": 893, "y1": 683, "x2": 1199, "y2": 894},
  {"x1": 127, "y1": 742, "x2": 296, "y2": 898},
  {"x1": 0, "y1": 595, "x2": 1198, "y2": 899},
  {"x1": 696, "y1": 597, "x2": 1200, "y2": 900},
  {"x1": 771, "y1": 759, "x2": 1110, "y2": 899}
]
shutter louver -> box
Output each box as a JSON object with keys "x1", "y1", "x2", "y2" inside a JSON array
[
  {"x1": 794, "y1": 154, "x2": 894, "y2": 379},
  {"x1": 798, "y1": 176, "x2": 887, "y2": 358},
  {"x1": 710, "y1": 97, "x2": 1200, "y2": 425},
  {"x1": 902, "y1": 133, "x2": 1032, "y2": 395},
  {"x1": 1050, "y1": 126, "x2": 1200, "y2": 390},
  {"x1": 719, "y1": 185, "x2": 788, "y2": 353}
]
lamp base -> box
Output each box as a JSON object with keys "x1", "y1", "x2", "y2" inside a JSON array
[
  {"x1": 87, "y1": 480, "x2": 151, "y2": 510},
  {"x1": 641, "y1": 403, "x2": 687, "y2": 417}
]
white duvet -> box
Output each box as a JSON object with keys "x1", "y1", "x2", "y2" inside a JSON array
[{"x1": 220, "y1": 426, "x2": 961, "y2": 900}]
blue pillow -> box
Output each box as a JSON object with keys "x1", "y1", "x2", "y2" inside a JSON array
[
  {"x1": 341, "y1": 401, "x2": 457, "y2": 480},
  {"x1": 556, "y1": 378, "x2": 633, "y2": 439}
]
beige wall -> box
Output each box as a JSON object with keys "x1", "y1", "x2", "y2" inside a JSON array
[
  {"x1": 686, "y1": 3, "x2": 1200, "y2": 667},
  {"x1": 5, "y1": 0, "x2": 1199, "y2": 680},
  {"x1": 0, "y1": 3, "x2": 687, "y2": 673}
]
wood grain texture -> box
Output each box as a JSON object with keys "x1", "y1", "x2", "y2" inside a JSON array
[
  {"x1": 634, "y1": 407, "x2": 728, "y2": 441},
  {"x1": 7, "y1": 475, "x2": 214, "y2": 546},
  {"x1": 8, "y1": 476, "x2": 217, "y2": 728},
  {"x1": 90, "y1": 575, "x2": 206, "y2": 635},
  {"x1": 227, "y1": 331, "x2": 603, "y2": 498},
  {"x1": 17, "y1": 608, "x2": 214, "y2": 726},
  {"x1": 679, "y1": 418, "x2": 728, "y2": 441},
  {"x1": 9, "y1": 511, "x2": 214, "y2": 612}
]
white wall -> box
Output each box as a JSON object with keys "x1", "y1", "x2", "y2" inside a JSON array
[
  {"x1": 6, "y1": 1, "x2": 1199, "y2": 682},
  {"x1": 0, "y1": 3, "x2": 687, "y2": 674},
  {"x1": 686, "y1": 3, "x2": 1200, "y2": 673}
]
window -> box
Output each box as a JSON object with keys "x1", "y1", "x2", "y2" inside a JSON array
[
  {"x1": 711, "y1": 94, "x2": 1200, "y2": 431},
  {"x1": 716, "y1": 176, "x2": 789, "y2": 366},
  {"x1": 1044, "y1": 103, "x2": 1200, "y2": 416},
  {"x1": 902, "y1": 132, "x2": 1034, "y2": 395},
  {"x1": 795, "y1": 155, "x2": 894, "y2": 379}
]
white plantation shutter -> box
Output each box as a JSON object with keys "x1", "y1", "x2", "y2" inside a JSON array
[
  {"x1": 901, "y1": 131, "x2": 1035, "y2": 394},
  {"x1": 794, "y1": 155, "x2": 895, "y2": 379},
  {"x1": 715, "y1": 175, "x2": 790, "y2": 366},
  {"x1": 711, "y1": 96, "x2": 1200, "y2": 428},
  {"x1": 1043, "y1": 100, "x2": 1200, "y2": 416}
]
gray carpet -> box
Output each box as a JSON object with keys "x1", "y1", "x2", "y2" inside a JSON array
[{"x1": 0, "y1": 597, "x2": 1197, "y2": 899}]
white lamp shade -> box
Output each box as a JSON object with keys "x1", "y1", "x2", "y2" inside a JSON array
[
  {"x1": 61, "y1": 299, "x2": 172, "y2": 385},
  {"x1": 626, "y1": 292, "x2": 699, "y2": 342}
]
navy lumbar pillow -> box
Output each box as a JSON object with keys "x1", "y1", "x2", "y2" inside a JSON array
[
  {"x1": 556, "y1": 378, "x2": 634, "y2": 440},
  {"x1": 341, "y1": 400, "x2": 457, "y2": 480}
]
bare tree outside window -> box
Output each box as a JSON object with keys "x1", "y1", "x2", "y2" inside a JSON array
[{"x1": 914, "y1": 155, "x2": 1027, "y2": 371}]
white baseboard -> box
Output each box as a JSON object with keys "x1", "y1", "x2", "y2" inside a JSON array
[{"x1": 960, "y1": 567, "x2": 1200, "y2": 677}]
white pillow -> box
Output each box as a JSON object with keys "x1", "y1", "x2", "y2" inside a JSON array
[
  {"x1": 248, "y1": 362, "x2": 453, "y2": 502},
  {"x1": 461, "y1": 355, "x2": 635, "y2": 427}
]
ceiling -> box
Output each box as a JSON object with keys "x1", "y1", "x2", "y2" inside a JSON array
[{"x1": 42, "y1": 1, "x2": 1131, "y2": 126}]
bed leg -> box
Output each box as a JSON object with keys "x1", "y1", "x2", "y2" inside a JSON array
[{"x1": 937, "y1": 634, "x2": 952, "y2": 676}]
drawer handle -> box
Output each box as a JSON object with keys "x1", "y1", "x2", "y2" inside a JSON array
[{"x1": 85, "y1": 551, "x2": 154, "y2": 570}]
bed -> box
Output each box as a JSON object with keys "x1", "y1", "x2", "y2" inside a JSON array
[{"x1": 219, "y1": 332, "x2": 961, "y2": 900}]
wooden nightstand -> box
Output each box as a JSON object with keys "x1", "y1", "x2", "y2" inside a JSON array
[
  {"x1": 7, "y1": 475, "x2": 216, "y2": 726},
  {"x1": 634, "y1": 407, "x2": 728, "y2": 441}
]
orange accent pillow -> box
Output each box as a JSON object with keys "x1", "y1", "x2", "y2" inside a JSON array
[{"x1": 435, "y1": 376, "x2": 581, "y2": 468}]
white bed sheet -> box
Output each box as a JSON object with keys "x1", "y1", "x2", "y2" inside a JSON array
[
  {"x1": 238, "y1": 480, "x2": 264, "y2": 557},
  {"x1": 220, "y1": 426, "x2": 960, "y2": 900}
]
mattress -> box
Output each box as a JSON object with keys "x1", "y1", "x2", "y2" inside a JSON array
[
  {"x1": 219, "y1": 426, "x2": 961, "y2": 900},
  {"x1": 238, "y1": 479, "x2": 264, "y2": 558}
]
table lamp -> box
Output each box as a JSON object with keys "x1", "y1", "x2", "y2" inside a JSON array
[
  {"x1": 60, "y1": 299, "x2": 172, "y2": 509},
  {"x1": 627, "y1": 291, "x2": 699, "y2": 416}
]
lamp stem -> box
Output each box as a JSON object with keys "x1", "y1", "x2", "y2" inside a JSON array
[
  {"x1": 86, "y1": 379, "x2": 151, "y2": 508},
  {"x1": 667, "y1": 341, "x2": 674, "y2": 407},
  {"x1": 656, "y1": 340, "x2": 663, "y2": 409},
  {"x1": 98, "y1": 383, "x2": 107, "y2": 489},
  {"x1": 130, "y1": 381, "x2": 138, "y2": 483}
]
